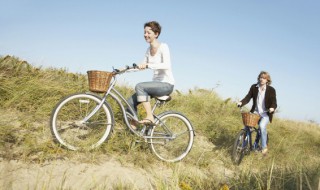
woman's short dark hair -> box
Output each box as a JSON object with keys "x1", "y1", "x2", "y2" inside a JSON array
[{"x1": 144, "y1": 21, "x2": 161, "y2": 38}]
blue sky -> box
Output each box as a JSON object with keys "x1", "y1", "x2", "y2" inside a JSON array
[{"x1": 1, "y1": 1, "x2": 319, "y2": 123}]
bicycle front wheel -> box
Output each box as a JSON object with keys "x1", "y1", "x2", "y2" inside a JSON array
[
  {"x1": 149, "y1": 111, "x2": 194, "y2": 162},
  {"x1": 232, "y1": 129, "x2": 249, "y2": 165},
  {"x1": 50, "y1": 93, "x2": 114, "y2": 150}
]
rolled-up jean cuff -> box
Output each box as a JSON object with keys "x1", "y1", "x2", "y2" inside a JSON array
[{"x1": 137, "y1": 95, "x2": 150, "y2": 102}]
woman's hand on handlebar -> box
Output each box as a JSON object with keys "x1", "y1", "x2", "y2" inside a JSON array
[
  {"x1": 112, "y1": 63, "x2": 150, "y2": 75},
  {"x1": 113, "y1": 63, "x2": 139, "y2": 74},
  {"x1": 269, "y1": 108, "x2": 275, "y2": 113},
  {"x1": 137, "y1": 63, "x2": 148, "y2": 70}
]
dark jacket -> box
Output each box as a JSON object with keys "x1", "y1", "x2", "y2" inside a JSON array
[{"x1": 240, "y1": 84, "x2": 277, "y2": 122}]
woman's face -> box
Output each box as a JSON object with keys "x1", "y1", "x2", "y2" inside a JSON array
[
  {"x1": 144, "y1": 26, "x2": 158, "y2": 43},
  {"x1": 259, "y1": 75, "x2": 268, "y2": 85}
]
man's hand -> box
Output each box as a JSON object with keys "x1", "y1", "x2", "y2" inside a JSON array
[{"x1": 269, "y1": 108, "x2": 275, "y2": 113}]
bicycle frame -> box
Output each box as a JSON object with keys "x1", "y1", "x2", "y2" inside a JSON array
[
  {"x1": 80, "y1": 74, "x2": 163, "y2": 130},
  {"x1": 50, "y1": 65, "x2": 195, "y2": 162},
  {"x1": 242, "y1": 126, "x2": 261, "y2": 151}
]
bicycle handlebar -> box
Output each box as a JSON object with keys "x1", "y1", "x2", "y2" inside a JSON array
[
  {"x1": 112, "y1": 63, "x2": 141, "y2": 75},
  {"x1": 238, "y1": 106, "x2": 270, "y2": 114}
]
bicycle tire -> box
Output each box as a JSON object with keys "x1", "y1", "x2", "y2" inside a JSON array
[
  {"x1": 50, "y1": 93, "x2": 114, "y2": 150},
  {"x1": 232, "y1": 129, "x2": 249, "y2": 165},
  {"x1": 149, "y1": 111, "x2": 194, "y2": 162}
]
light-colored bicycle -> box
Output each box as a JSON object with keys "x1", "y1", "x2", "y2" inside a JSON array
[{"x1": 50, "y1": 65, "x2": 195, "y2": 162}]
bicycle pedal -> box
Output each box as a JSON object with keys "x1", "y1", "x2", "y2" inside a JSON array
[
  {"x1": 145, "y1": 129, "x2": 151, "y2": 136},
  {"x1": 138, "y1": 126, "x2": 146, "y2": 135},
  {"x1": 142, "y1": 134, "x2": 151, "y2": 139}
]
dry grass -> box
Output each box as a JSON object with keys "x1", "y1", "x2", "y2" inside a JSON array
[{"x1": 1, "y1": 55, "x2": 319, "y2": 189}]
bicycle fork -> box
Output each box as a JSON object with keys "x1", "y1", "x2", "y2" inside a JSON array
[
  {"x1": 253, "y1": 128, "x2": 261, "y2": 151},
  {"x1": 79, "y1": 80, "x2": 117, "y2": 124},
  {"x1": 243, "y1": 127, "x2": 252, "y2": 155}
]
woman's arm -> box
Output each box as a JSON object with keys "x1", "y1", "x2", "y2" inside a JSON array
[
  {"x1": 147, "y1": 43, "x2": 171, "y2": 70},
  {"x1": 138, "y1": 43, "x2": 172, "y2": 70},
  {"x1": 268, "y1": 87, "x2": 277, "y2": 111},
  {"x1": 241, "y1": 85, "x2": 255, "y2": 106}
]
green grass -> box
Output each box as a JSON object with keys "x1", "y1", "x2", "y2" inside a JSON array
[{"x1": 1, "y1": 55, "x2": 320, "y2": 189}]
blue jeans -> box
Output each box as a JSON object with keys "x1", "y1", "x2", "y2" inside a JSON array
[
  {"x1": 127, "y1": 81, "x2": 174, "y2": 115},
  {"x1": 258, "y1": 116, "x2": 270, "y2": 149}
]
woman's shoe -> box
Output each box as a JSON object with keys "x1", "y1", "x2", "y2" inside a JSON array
[
  {"x1": 262, "y1": 148, "x2": 268, "y2": 155},
  {"x1": 138, "y1": 118, "x2": 156, "y2": 126},
  {"x1": 130, "y1": 120, "x2": 139, "y2": 131}
]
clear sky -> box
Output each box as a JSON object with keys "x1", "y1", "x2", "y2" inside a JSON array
[{"x1": 1, "y1": 1, "x2": 319, "y2": 123}]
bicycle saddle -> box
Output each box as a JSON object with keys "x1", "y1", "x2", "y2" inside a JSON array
[{"x1": 155, "y1": 95, "x2": 171, "y2": 102}]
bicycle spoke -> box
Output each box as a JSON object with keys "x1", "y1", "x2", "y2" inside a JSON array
[
  {"x1": 50, "y1": 93, "x2": 114, "y2": 150},
  {"x1": 149, "y1": 112, "x2": 194, "y2": 162},
  {"x1": 232, "y1": 129, "x2": 248, "y2": 165}
]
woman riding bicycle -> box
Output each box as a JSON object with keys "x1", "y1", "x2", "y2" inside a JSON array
[
  {"x1": 127, "y1": 21, "x2": 175, "y2": 126},
  {"x1": 237, "y1": 71, "x2": 277, "y2": 156}
]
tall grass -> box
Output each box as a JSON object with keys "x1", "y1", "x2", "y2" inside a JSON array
[{"x1": 1, "y1": 55, "x2": 319, "y2": 189}]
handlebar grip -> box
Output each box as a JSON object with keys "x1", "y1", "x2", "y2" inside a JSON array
[
  {"x1": 113, "y1": 63, "x2": 140, "y2": 74},
  {"x1": 132, "y1": 63, "x2": 137, "y2": 68}
]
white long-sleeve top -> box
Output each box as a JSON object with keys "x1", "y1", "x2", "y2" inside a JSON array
[{"x1": 143, "y1": 43, "x2": 175, "y2": 85}]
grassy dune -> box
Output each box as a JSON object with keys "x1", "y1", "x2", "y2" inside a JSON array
[{"x1": 0, "y1": 55, "x2": 319, "y2": 189}]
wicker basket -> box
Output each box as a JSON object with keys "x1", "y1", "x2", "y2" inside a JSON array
[
  {"x1": 241, "y1": 112, "x2": 261, "y2": 127},
  {"x1": 87, "y1": 70, "x2": 113, "y2": 93}
]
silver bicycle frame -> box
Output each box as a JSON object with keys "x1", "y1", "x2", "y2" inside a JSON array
[
  {"x1": 80, "y1": 75, "x2": 138, "y2": 124},
  {"x1": 80, "y1": 73, "x2": 174, "y2": 139}
]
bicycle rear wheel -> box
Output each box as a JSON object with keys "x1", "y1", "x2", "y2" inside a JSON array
[
  {"x1": 149, "y1": 111, "x2": 194, "y2": 162},
  {"x1": 50, "y1": 93, "x2": 114, "y2": 150},
  {"x1": 232, "y1": 129, "x2": 249, "y2": 165}
]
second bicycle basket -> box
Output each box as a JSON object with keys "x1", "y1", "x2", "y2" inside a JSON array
[
  {"x1": 87, "y1": 70, "x2": 113, "y2": 93},
  {"x1": 241, "y1": 112, "x2": 261, "y2": 127}
]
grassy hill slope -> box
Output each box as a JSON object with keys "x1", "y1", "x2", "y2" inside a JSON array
[{"x1": 0, "y1": 55, "x2": 319, "y2": 189}]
